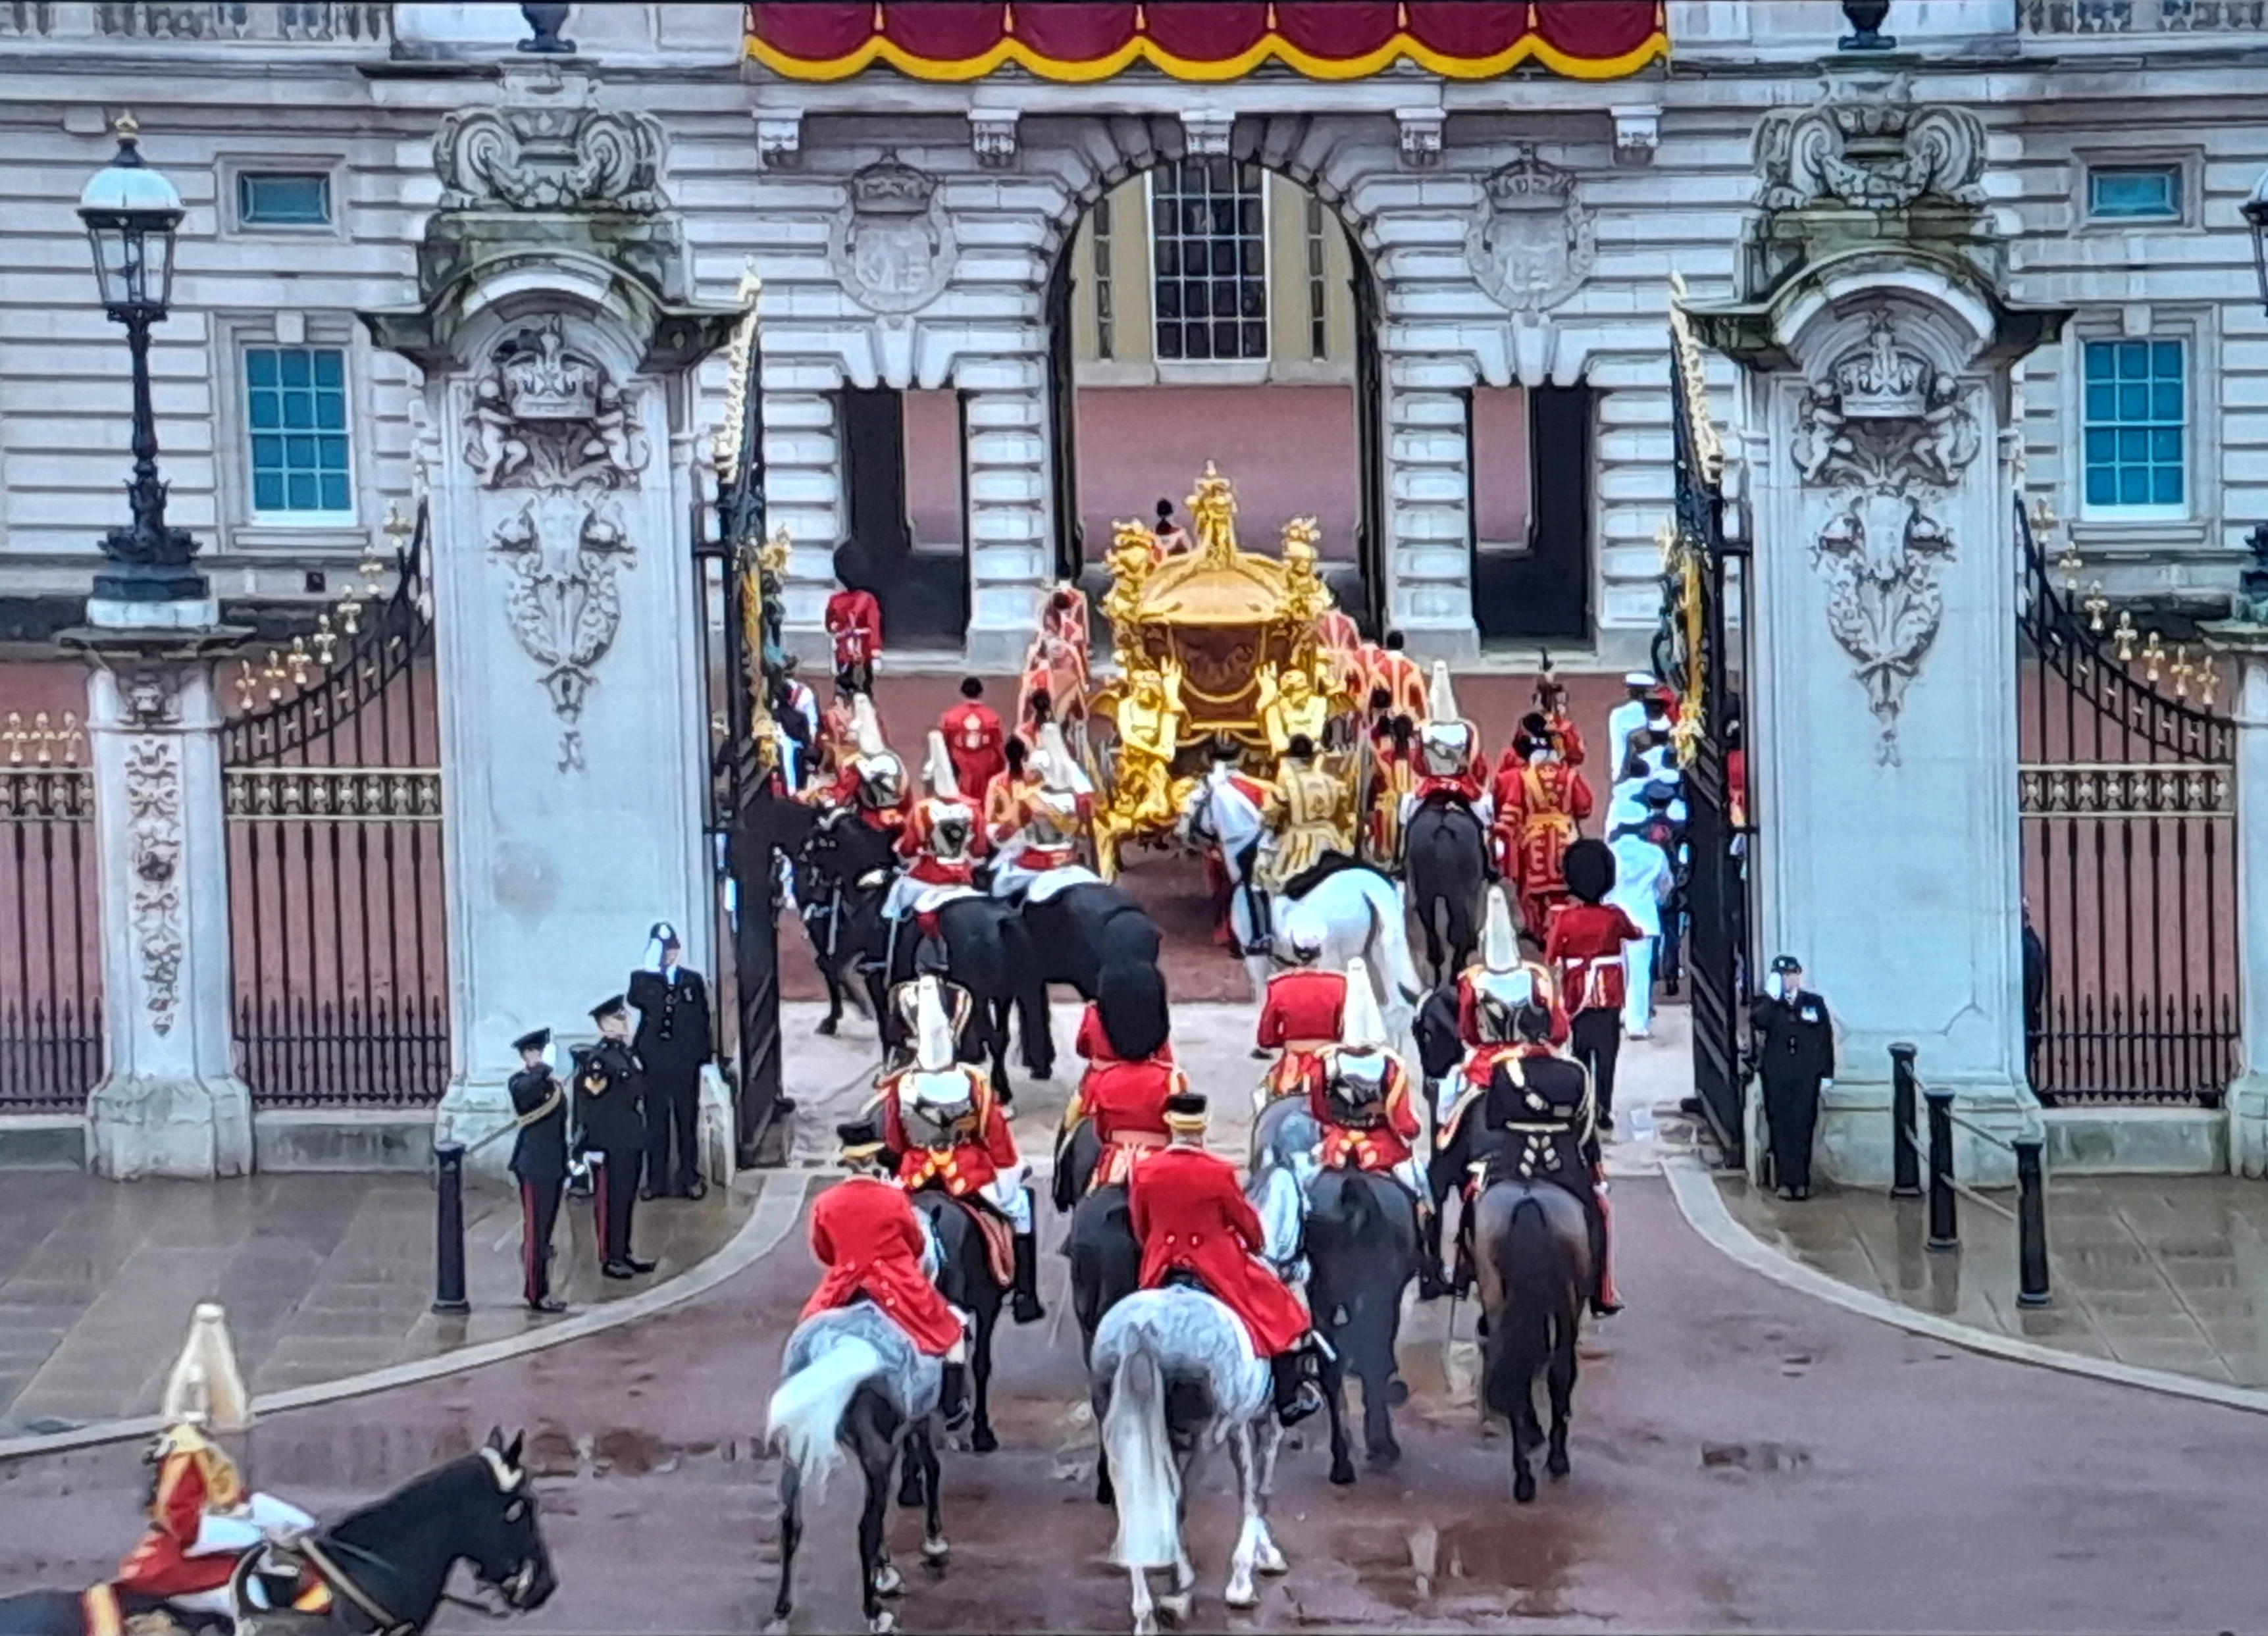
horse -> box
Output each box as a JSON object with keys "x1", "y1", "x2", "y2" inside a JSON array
[
  {"x1": 1090, "y1": 1288, "x2": 1287, "y2": 1635},
  {"x1": 1403, "y1": 798, "x2": 1491, "y2": 988},
  {"x1": 1177, "y1": 776, "x2": 1422, "y2": 1019},
  {"x1": 1247, "y1": 1101, "x2": 1421, "y2": 1486},
  {"x1": 766, "y1": 1302, "x2": 947, "y2": 1635},
  {"x1": 1059, "y1": 1155, "x2": 1145, "y2": 1508},
  {"x1": 0, "y1": 1431, "x2": 555, "y2": 1636},
  {"x1": 1472, "y1": 1180, "x2": 1595, "y2": 1504},
  {"x1": 1012, "y1": 875, "x2": 1165, "y2": 1002},
  {"x1": 1410, "y1": 980, "x2": 1470, "y2": 1296},
  {"x1": 907, "y1": 1191, "x2": 1007, "y2": 1456}
]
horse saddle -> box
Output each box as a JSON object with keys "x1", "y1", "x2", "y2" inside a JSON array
[
  {"x1": 918, "y1": 1189, "x2": 1015, "y2": 1285},
  {"x1": 1160, "y1": 1266, "x2": 1221, "y2": 1301}
]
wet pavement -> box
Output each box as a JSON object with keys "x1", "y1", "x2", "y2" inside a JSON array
[
  {"x1": 1724, "y1": 1169, "x2": 2268, "y2": 1390},
  {"x1": 0, "y1": 1172, "x2": 749, "y2": 1435}
]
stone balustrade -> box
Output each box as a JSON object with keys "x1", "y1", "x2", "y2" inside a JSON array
[
  {"x1": 2019, "y1": 0, "x2": 2265, "y2": 32},
  {"x1": 0, "y1": 1, "x2": 391, "y2": 45}
]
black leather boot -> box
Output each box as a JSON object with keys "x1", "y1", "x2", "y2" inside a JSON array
[
  {"x1": 939, "y1": 1361, "x2": 971, "y2": 1431},
  {"x1": 1270, "y1": 1349, "x2": 1324, "y2": 1429},
  {"x1": 1010, "y1": 1225, "x2": 1045, "y2": 1324}
]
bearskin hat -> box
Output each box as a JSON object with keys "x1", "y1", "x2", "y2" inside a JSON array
[{"x1": 1562, "y1": 837, "x2": 1616, "y2": 905}]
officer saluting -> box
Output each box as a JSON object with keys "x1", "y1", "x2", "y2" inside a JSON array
[
  {"x1": 629, "y1": 921, "x2": 712, "y2": 1203},
  {"x1": 574, "y1": 997, "x2": 656, "y2": 1279},
  {"x1": 1750, "y1": 954, "x2": 1836, "y2": 1200},
  {"x1": 508, "y1": 1028, "x2": 571, "y2": 1314}
]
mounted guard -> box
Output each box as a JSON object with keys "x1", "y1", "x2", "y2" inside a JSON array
[
  {"x1": 807, "y1": 692, "x2": 910, "y2": 836},
  {"x1": 1254, "y1": 921, "x2": 1344, "y2": 1102},
  {"x1": 1404, "y1": 661, "x2": 1491, "y2": 839},
  {"x1": 884, "y1": 730, "x2": 983, "y2": 931},
  {"x1": 1457, "y1": 888, "x2": 1568, "y2": 1049},
  {"x1": 1058, "y1": 1035, "x2": 1188, "y2": 1193},
  {"x1": 878, "y1": 976, "x2": 1045, "y2": 1324},
  {"x1": 1309, "y1": 958, "x2": 1426, "y2": 1208},
  {"x1": 989, "y1": 722, "x2": 1096, "y2": 902}
]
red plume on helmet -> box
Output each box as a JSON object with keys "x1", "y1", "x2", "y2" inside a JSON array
[{"x1": 1562, "y1": 837, "x2": 1616, "y2": 906}]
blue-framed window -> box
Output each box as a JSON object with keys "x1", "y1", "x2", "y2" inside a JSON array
[
  {"x1": 2086, "y1": 165, "x2": 2180, "y2": 222},
  {"x1": 2081, "y1": 338, "x2": 2185, "y2": 513},
  {"x1": 245, "y1": 346, "x2": 353, "y2": 517},
  {"x1": 236, "y1": 171, "x2": 332, "y2": 228}
]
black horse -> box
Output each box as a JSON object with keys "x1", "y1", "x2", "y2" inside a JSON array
[
  {"x1": 1474, "y1": 1181, "x2": 1593, "y2": 1504},
  {"x1": 1015, "y1": 880, "x2": 1164, "y2": 1003},
  {"x1": 907, "y1": 1191, "x2": 1008, "y2": 1456},
  {"x1": 1061, "y1": 1176, "x2": 1144, "y2": 1507},
  {"x1": 1403, "y1": 800, "x2": 1491, "y2": 988},
  {"x1": 0, "y1": 1431, "x2": 555, "y2": 1636},
  {"x1": 1411, "y1": 979, "x2": 1468, "y2": 1297},
  {"x1": 1303, "y1": 1167, "x2": 1422, "y2": 1485}
]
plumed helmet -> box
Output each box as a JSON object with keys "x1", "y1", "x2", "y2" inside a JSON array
[
  {"x1": 1482, "y1": 886, "x2": 1519, "y2": 972},
  {"x1": 1472, "y1": 967, "x2": 1539, "y2": 1042},
  {"x1": 1426, "y1": 659, "x2": 1459, "y2": 724},
  {"x1": 850, "y1": 692, "x2": 885, "y2": 758},
  {"x1": 923, "y1": 729, "x2": 962, "y2": 800},
  {"x1": 1036, "y1": 722, "x2": 1078, "y2": 792},
  {"x1": 1338, "y1": 958, "x2": 1387, "y2": 1052},
  {"x1": 161, "y1": 1302, "x2": 253, "y2": 1433},
  {"x1": 1562, "y1": 837, "x2": 1616, "y2": 905},
  {"x1": 913, "y1": 974, "x2": 956, "y2": 1072}
]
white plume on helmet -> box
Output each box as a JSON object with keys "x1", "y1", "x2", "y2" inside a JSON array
[
  {"x1": 913, "y1": 974, "x2": 956, "y2": 1073},
  {"x1": 1035, "y1": 722, "x2": 1077, "y2": 792},
  {"x1": 1338, "y1": 958, "x2": 1388, "y2": 1052},
  {"x1": 1426, "y1": 660, "x2": 1460, "y2": 725},
  {"x1": 161, "y1": 1302, "x2": 253, "y2": 1433},
  {"x1": 850, "y1": 692, "x2": 885, "y2": 758},
  {"x1": 923, "y1": 730, "x2": 962, "y2": 801},
  {"x1": 1482, "y1": 887, "x2": 1519, "y2": 973}
]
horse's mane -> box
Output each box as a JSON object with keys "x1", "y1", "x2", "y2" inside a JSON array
[{"x1": 324, "y1": 1454, "x2": 489, "y2": 1547}]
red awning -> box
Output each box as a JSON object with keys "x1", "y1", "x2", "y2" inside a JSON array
[{"x1": 746, "y1": 3, "x2": 1666, "y2": 83}]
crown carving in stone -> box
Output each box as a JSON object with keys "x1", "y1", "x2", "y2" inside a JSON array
[
  {"x1": 1482, "y1": 147, "x2": 1576, "y2": 211},
  {"x1": 434, "y1": 88, "x2": 668, "y2": 215},
  {"x1": 499, "y1": 320, "x2": 602, "y2": 422},
  {"x1": 848, "y1": 153, "x2": 937, "y2": 217},
  {"x1": 1753, "y1": 72, "x2": 1985, "y2": 215},
  {"x1": 1832, "y1": 312, "x2": 1931, "y2": 419}
]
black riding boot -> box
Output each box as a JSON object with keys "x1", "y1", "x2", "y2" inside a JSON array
[
  {"x1": 1271, "y1": 1347, "x2": 1324, "y2": 1429},
  {"x1": 939, "y1": 1360, "x2": 971, "y2": 1431},
  {"x1": 1011, "y1": 1224, "x2": 1046, "y2": 1324}
]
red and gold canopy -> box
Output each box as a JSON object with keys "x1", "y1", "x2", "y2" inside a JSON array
[{"x1": 746, "y1": 3, "x2": 1666, "y2": 84}]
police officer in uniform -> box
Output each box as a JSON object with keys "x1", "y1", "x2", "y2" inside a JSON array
[
  {"x1": 508, "y1": 1027, "x2": 571, "y2": 1314},
  {"x1": 575, "y1": 997, "x2": 656, "y2": 1279},
  {"x1": 629, "y1": 922, "x2": 713, "y2": 1202},
  {"x1": 1750, "y1": 954, "x2": 1836, "y2": 1200}
]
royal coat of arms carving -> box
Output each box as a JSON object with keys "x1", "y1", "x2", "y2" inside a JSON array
[
  {"x1": 827, "y1": 153, "x2": 957, "y2": 317},
  {"x1": 1468, "y1": 145, "x2": 1596, "y2": 317}
]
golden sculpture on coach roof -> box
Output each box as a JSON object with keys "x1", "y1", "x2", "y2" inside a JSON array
[{"x1": 1085, "y1": 461, "x2": 1355, "y2": 880}]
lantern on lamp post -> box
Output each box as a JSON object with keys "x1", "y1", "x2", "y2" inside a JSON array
[{"x1": 77, "y1": 113, "x2": 205, "y2": 605}]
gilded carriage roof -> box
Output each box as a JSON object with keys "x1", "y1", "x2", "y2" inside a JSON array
[{"x1": 1102, "y1": 463, "x2": 1331, "y2": 642}]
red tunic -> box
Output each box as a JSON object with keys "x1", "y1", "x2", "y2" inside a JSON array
[
  {"x1": 114, "y1": 1440, "x2": 238, "y2": 1599},
  {"x1": 939, "y1": 700, "x2": 1007, "y2": 807},
  {"x1": 1075, "y1": 1058, "x2": 1185, "y2": 1187},
  {"x1": 1129, "y1": 1145, "x2": 1311, "y2": 1357},
  {"x1": 1493, "y1": 761, "x2": 1593, "y2": 929},
  {"x1": 895, "y1": 798, "x2": 984, "y2": 886},
  {"x1": 799, "y1": 1173, "x2": 964, "y2": 1356},
  {"x1": 1369, "y1": 650, "x2": 1430, "y2": 722},
  {"x1": 825, "y1": 588, "x2": 883, "y2": 671},
  {"x1": 881, "y1": 1069, "x2": 1021, "y2": 1198},
  {"x1": 1545, "y1": 902, "x2": 1646, "y2": 1014},
  {"x1": 1455, "y1": 965, "x2": 1571, "y2": 1050},
  {"x1": 812, "y1": 765, "x2": 908, "y2": 834},
  {"x1": 1311, "y1": 1055, "x2": 1422, "y2": 1172},
  {"x1": 1413, "y1": 769, "x2": 1485, "y2": 810},
  {"x1": 1075, "y1": 1002, "x2": 1176, "y2": 1068},
  {"x1": 1256, "y1": 967, "x2": 1346, "y2": 1100}
]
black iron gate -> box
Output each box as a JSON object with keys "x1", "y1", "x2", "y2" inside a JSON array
[
  {"x1": 1, "y1": 711, "x2": 99, "y2": 1110},
  {"x1": 222, "y1": 504, "x2": 448, "y2": 1105},
  {"x1": 2016, "y1": 502, "x2": 2237, "y2": 1104},
  {"x1": 1656, "y1": 298, "x2": 1751, "y2": 1163},
  {"x1": 1351, "y1": 253, "x2": 1388, "y2": 639}
]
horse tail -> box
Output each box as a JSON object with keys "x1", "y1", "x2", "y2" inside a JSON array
[
  {"x1": 999, "y1": 911, "x2": 1055, "y2": 1077},
  {"x1": 1364, "y1": 886, "x2": 1424, "y2": 1009},
  {"x1": 1487, "y1": 1196, "x2": 1557, "y2": 1423},
  {"x1": 766, "y1": 1333, "x2": 885, "y2": 1504},
  {"x1": 1102, "y1": 1337, "x2": 1181, "y2": 1570}
]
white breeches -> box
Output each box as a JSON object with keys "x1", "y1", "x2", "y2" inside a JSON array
[
  {"x1": 987, "y1": 1165, "x2": 1033, "y2": 1234},
  {"x1": 1391, "y1": 1155, "x2": 1428, "y2": 1204},
  {"x1": 1622, "y1": 936, "x2": 1657, "y2": 1036}
]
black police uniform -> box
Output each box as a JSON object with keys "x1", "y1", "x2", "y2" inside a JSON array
[
  {"x1": 507, "y1": 1028, "x2": 570, "y2": 1311},
  {"x1": 573, "y1": 1019, "x2": 652, "y2": 1275},
  {"x1": 1751, "y1": 983, "x2": 1836, "y2": 1195},
  {"x1": 630, "y1": 938, "x2": 713, "y2": 1200}
]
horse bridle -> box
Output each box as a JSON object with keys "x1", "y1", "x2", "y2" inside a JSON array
[{"x1": 282, "y1": 1531, "x2": 536, "y2": 1634}]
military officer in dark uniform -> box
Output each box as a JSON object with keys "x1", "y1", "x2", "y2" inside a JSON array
[
  {"x1": 1750, "y1": 954, "x2": 1836, "y2": 1200},
  {"x1": 629, "y1": 921, "x2": 713, "y2": 1202},
  {"x1": 575, "y1": 997, "x2": 656, "y2": 1279},
  {"x1": 507, "y1": 1028, "x2": 571, "y2": 1314}
]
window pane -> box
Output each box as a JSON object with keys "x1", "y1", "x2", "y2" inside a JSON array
[
  {"x1": 279, "y1": 349, "x2": 310, "y2": 388},
  {"x1": 254, "y1": 472, "x2": 284, "y2": 510},
  {"x1": 2084, "y1": 428, "x2": 2115, "y2": 463},
  {"x1": 239, "y1": 171, "x2": 331, "y2": 226},
  {"x1": 2117, "y1": 428, "x2": 2148, "y2": 463},
  {"x1": 2085, "y1": 467, "x2": 2115, "y2": 505},
  {"x1": 282, "y1": 392, "x2": 313, "y2": 430},
  {"x1": 320, "y1": 473, "x2": 350, "y2": 511},
  {"x1": 2150, "y1": 427, "x2": 2181, "y2": 462},
  {"x1": 246, "y1": 347, "x2": 277, "y2": 388},
  {"x1": 2119, "y1": 382, "x2": 2150, "y2": 419},
  {"x1": 287, "y1": 472, "x2": 318, "y2": 510},
  {"x1": 2152, "y1": 382, "x2": 2181, "y2": 420},
  {"x1": 2118, "y1": 467, "x2": 2148, "y2": 505},
  {"x1": 2153, "y1": 340, "x2": 2182, "y2": 378},
  {"x1": 2086, "y1": 383, "x2": 2115, "y2": 421},
  {"x1": 1156, "y1": 283, "x2": 1180, "y2": 319},
  {"x1": 2152, "y1": 467, "x2": 2183, "y2": 505},
  {"x1": 2087, "y1": 166, "x2": 2178, "y2": 220},
  {"x1": 313, "y1": 349, "x2": 343, "y2": 388},
  {"x1": 249, "y1": 394, "x2": 279, "y2": 431},
  {"x1": 1157, "y1": 326, "x2": 1182, "y2": 360}
]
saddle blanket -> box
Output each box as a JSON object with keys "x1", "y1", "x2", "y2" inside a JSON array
[
  {"x1": 1022, "y1": 865, "x2": 1102, "y2": 904},
  {"x1": 927, "y1": 1193, "x2": 1015, "y2": 1284}
]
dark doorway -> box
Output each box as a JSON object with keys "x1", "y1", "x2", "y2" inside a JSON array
[
  {"x1": 1472, "y1": 382, "x2": 1591, "y2": 643},
  {"x1": 838, "y1": 384, "x2": 967, "y2": 648},
  {"x1": 1045, "y1": 251, "x2": 1082, "y2": 583},
  {"x1": 1347, "y1": 253, "x2": 1387, "y2": 638}
]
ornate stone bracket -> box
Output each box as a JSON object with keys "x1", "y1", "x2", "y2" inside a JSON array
[
  {"x1": 1753, "y1": 71, "x2": 1985, "y2": 213},
  {"x1": 1612, "y1": 105, "x2": 1661, "y2": 166},
  {"x1": 436, "y1": 88, "x2": 668, "y2": 213},
  {"x1": 1793, "y1": 310, "x2": 1982, "y2": 765},
  {"x1": 969, "y1": 108, "x2": 1020, "y2": 169},
  {"x1": 755, "y1": 111, "x2": 803, "y2": 171},
  {"x1": 1396, "y1": 108, "x2": 1445, "y2": 168},
  {"x1": 1180, "y1": 109, "x2": 1234, "y2": 158}
]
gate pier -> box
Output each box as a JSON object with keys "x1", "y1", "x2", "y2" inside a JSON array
[
  {"x1": 361, "y1": 71, "x2": 742, "y2": 1177},
  {"x1": 1686, "y1": 70, "x2": 2069, "y2": 1187},
  {"x1": 2200, "y1": 618, "x2": 2268, "y2": 1175}
]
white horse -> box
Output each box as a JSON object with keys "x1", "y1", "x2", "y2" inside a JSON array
[
  {"x1": 1178, "y1": 770, "x2": 1424, "y2": 1024},
  {"x1": 1091, "y1": 1287, "x2": 1287, "y2": 1633}
]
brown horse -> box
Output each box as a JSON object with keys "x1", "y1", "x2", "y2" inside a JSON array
[{"x1": 1472, "y1": 1179, "x2": 1594, "y2": 1503}]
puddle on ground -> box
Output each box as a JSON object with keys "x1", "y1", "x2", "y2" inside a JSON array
[{"x1": 1699, "y1": 1439, "x2": 1811, "y2": 1475}]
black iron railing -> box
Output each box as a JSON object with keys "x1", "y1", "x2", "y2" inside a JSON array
[{"x1": 0, "y1": 754, "x2": 101, "y2": 1111}]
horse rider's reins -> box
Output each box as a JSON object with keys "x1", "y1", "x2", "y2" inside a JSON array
[{"x1": 281, "y1": 1532, "x2": 523, "y2": 1633}]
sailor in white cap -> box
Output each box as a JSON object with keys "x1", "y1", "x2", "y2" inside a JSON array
[{"x1": 1605, "y1": 673, "x2": 1662, "y2": 786}]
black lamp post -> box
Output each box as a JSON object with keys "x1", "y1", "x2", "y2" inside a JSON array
[
  {"x1": 78, "y1": 113, "x2": 205, "y2": 605},
  {"x1": 2245, "y1": 169, "x2": 2268, "y2": 319}
]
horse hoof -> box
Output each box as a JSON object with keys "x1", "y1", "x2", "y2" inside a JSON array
[
  {"x1": 1547, "y1": 1449, "x2": 1570, "y2": 1479},
  {"x1": 1329, "y1": 1461, "x2": 1356, "y2": 1487},
  {"x1": 1158, "y1": 1590, "x2": 1194, "y2": 1623},
  {"x1": 1256, "y1": 1542, "x2": 1288, "y2": 1577},
  {"x1": 869, "y1": 1612, "x2": 897, "y2": 1635},
  {"x1": 971, "y1": 1425, "x2": 999, "y2": 1454},
  {"x1": 1222, "y1": 1582, "x2": 1258, "y2": 1612},
  {"x1": 873, "y1": 1564, "x2": 904, "y2": 1598},
  {"x1": 1387, "y1": 1378, "x2": 1410, "y2": 1408},
  {"x1": 1369, "y1": 1441, "x2": 1403, "y2": 1470},
  {"x1": 1513, "y1": 1471, "x2": 1537, "y2": 1504},
  {"x1": 922, "y1": 1535, "x2": 951, "y2": 1563},
  {"x1": 816, "y1": 1017, "x2": 838, "y2": 1036}
]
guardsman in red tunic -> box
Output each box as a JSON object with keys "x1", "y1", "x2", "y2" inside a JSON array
[
  {"x1": 1403, "y1": 662, "x2": 1493, "y2": 845},
  {"x1": 825, "y1": 584, "x2": 883, "y2": 691},
  {"x1": 1456, "y1": 887, "x2": 1569, "y2": 1050},
  {"x1": 1495, "y1": 712, "x2": 1593, "y2": 933},
  {"x1": 1254, "y1": 923, "x2": 1344, "y2": 1101},
  {"x1": 1062, "y1": 1053, "x2": 1188, "y2": 1191},
  {"x1": 1369, "y1": 630, "x2": 1431, "y2": 725},
  {"x1": 1308, "y1": 959, "x2": 1426, "y2": 1205},
  {"x1": 939, "y1": 676, "x2": 1008, "y2": 809},
  {"x1": 1129, "y1": 1093, "x2": 1326, "y2": 1427},
  {"x1": 1532, "y1": 667, "x2": 1587, "y2": 769},
  {"x1": 806, "y1": 694, "x2": 911, "y2": 836},
  {"x1": 107, "y1": 1306, "x2": 324, "y2": 1625},
  {"x1": 1544, "y1": 839, "x2": 1645, "y2": 1138},
  {"x1": 879, "y1": 977, "x2": 1044, "y2": 1323}
]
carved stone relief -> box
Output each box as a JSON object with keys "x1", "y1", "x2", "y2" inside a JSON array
[
  {"x1": 434, "y1": 96, "x2": 668, "y2": 213},
  {"x1": 1467, "y1": 146, "x2": 1595, "y2": 317},
  {"x1": 1793, "y1": 310, "x2": 1982, "y2": 765},
  {"x1": 1753, "y1": 72, "x2": 1986, "y2": 214},
  {"x1": 467, "y1": 315, "x2": 648, "y2": 771},
  {"x1": 117, "y1": 677, "x2": 184, "y2": 1036},
  {"x1": 827, "y1": 153, "x2": 957, "y2": 317}
]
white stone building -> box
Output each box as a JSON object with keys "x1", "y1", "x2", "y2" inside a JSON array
[{"x1": 0, "y1": 1, "x2": 2261, "y2": 671}]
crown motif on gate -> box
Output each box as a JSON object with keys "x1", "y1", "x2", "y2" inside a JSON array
[
  {"x1": 850, "y1": 153, "x2": 937, "y2": 216},
  {"x1": 497, "y1": 316, "x2": 602, "y2": 422},
  {"x1": 1832, "y1": 311, "x2": 1930, "y2": 419},
  {"x1": 1482, "y1": 145, "x2": 1575, "y2": 209}
]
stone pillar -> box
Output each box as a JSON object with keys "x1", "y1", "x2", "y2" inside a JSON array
[
  {"x1": 2203, "y1": 628, "x2": 2268, "y2": 1174},
  {"x1": 69, "y1": 636, "x2": 253, "y2": 1179},
  {"x1": 960, "y1": 364, "x2": 1050, "y2": 671},
  {"x1": 1689, "y1": 71, "x2": 2068, "y2": 1187},
  {"x1": 362, "y1": 71, "x2": 740, "y2": 1178},
  {"x1": 1384, "y1": 371, "x2": 1478, "y2": 658},
  {"x1": 760, "y1": 382, "x2": 848, "y2": 636}
]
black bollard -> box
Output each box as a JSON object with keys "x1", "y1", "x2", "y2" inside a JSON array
[
  {"x1": 1889, "y1": 1042, "x2": 1922, "y2": 1199},
  {"x1": 1924, "y1": 1088, "x2": 1957, "y2": 1251},
  {"x1": 433, "y1": 1140, "x2": 471, "y2": 1315},
  {"x1": 2015, "y1": 1137, "x2": 2051, "y2": 1307}
]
